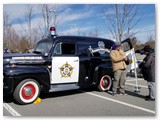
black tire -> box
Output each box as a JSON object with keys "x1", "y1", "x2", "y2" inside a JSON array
[
  {"x1": 98, "y1": 75, "x2": 112, "y2": 92},
  {"x1": 13, "y1": 79, "x2": 40, "y2": 105}
]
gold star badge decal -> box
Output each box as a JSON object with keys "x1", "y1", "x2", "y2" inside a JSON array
[{"x1": 59, "y1": 62, "x2": 74, "y2": 78}]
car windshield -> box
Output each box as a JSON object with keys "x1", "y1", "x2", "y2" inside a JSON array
[{"x1": 34, "y1": 41, "x2": 53, "y2": 54}]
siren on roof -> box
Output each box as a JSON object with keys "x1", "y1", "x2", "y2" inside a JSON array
[{"x1": 50, "y1": 27, "x2": 56, "y2": 38}]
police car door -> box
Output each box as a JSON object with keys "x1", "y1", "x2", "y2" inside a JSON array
[
  {"x1": 121, "y1": 38, "x2": 138, "y2": 71},
  {"x1": 51, "y1": 42, "x2": 79, "y2": 84}
]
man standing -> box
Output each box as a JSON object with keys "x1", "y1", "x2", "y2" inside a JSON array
[
  {"x1": 139, "y1": 45, "x2": 155, "y2": 101},
  {"x1": 110, "y1": 42, "x2": 128, "y2": 96}
]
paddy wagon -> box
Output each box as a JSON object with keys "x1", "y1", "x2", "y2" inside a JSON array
[{"x1": 3, "y1": 27, "x2": 133, "y2": 104}]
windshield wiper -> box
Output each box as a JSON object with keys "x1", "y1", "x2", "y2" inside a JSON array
[{"x1": 33, "y1": 51, "x2": 42, "y2": 54}]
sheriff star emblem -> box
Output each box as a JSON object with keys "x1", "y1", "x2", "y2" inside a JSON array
[{"x1": 59, "y1": 62, "x2": 74, "y2": 78}]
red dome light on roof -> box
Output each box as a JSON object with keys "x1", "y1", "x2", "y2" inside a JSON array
[
  {"x1": 50, "y1": 27, "x2": 55, "y2": 31},
  {"x1": 50, "y1": 27, "x2": 56, "y2": 37}
]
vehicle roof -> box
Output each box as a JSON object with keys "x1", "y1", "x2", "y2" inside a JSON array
[
  {"x1": 57, "y1": 36, "x2": 114, "y2": 42},
  {"x1": 38, "y1": 35, "x2": 115, "y2": 44}
]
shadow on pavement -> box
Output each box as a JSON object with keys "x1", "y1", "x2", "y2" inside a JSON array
[
  {"x1": 3, "y1": 95, "x2": 14, "y2": 104},
  {"x1": 3, "y1": 87, "x2": 97, "y2": 104},
  {"x1": 125, "y1": 90, "x2": 146, "y2": 99},
  {"x1": 40, "y1": 87, "x2": 96, "y2": 99}
]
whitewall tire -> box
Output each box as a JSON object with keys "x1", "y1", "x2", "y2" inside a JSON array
[
  {"x1": 98, "y1": 75, "x2": 112, "y2": 92},
  {"x1": 13, "y1": 79, "x2": 40, "y2": 105}
]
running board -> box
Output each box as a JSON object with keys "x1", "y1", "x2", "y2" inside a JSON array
[{"x1": 49, "y1": 83, "x2": 80, "y2": 92}]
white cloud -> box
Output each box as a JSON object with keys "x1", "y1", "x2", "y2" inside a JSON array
[
  {"x1": 5, "y1": 4, "x2": 95, "y2": 37},
  {"x1": 56, "y1": 6, "x2": 93, "y2": 25},
  {"x1": 59, "y1": 26, "x2": 95, "y2": 36},
  {"x1": 4, "y1": 4, "x2": 93, "y2": 24},
  {"x1": 3, "y1": 4, "x2": 68, "y2": 24},
  {"x1": 4, "y1": 4, "x2": 27, "y2": 22}
]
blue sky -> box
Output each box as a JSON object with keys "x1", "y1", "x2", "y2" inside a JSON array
[{"x1": 3, "y1": 4, "x2": 155, "y2": 43}]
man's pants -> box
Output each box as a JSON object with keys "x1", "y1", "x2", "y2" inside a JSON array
[
  {"x1": 147, "y1": 81, "x2": 155, "y2": 99},
  {"x1": 112, "y1": 69, "x2": 126, "y2": 93}
]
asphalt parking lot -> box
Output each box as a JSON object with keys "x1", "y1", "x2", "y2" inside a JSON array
[{"x1": 3, "y1": 77, "x2": 155, "y2": 116}]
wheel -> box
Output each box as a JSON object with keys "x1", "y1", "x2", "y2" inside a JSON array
[
  {"x1": 13, "y1": 79, "x2": 40, "y2": 105},
  {"x1": 98, "y1": 75, "x2": 112, "y2": 92}
]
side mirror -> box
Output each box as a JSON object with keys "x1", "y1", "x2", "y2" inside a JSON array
[{"x1": 43, "y1": 52, "x2": 48, "y2": 57}]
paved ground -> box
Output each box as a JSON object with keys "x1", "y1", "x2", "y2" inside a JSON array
[{"x1": 3, "y1": 77, "x2": 155, "y2": 117}]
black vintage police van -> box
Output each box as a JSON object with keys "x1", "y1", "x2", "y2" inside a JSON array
[{"x1": 3, "y1": 27, "x2": 132, "y2": 104}]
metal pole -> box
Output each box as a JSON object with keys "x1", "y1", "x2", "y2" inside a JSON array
[
  {"x1": 134, "y1": 68, "x2": 139, "y2": 92},
  {"x1": 134, "y1": 58, "x2": 141, "y2": 93}
]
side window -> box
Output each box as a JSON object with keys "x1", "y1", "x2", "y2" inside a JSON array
[
  {"x1": 54, "y1": 42, "x2": 76, "y2": 55},
  {"x1": 61, "y1": 43, "x2": 76, "y2": 55},
  {"x1": 78, "y1": 43, "x2": 90, "y2": 56},
  {"x1": 54, "y1": 43, "x2": 61, "y2": 54},
  {"x1": 104, "y1": 41, "x2": 114, "y2": 49}
]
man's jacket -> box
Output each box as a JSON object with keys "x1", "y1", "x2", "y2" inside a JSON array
[
  {"x1": 110, "y1": 49, "x2": 127, "y2": 72},
  {"x1": 139, "y1": 50, "x2": 155, "y2": 82}
]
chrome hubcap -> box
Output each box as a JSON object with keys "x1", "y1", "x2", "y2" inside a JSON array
[
  {"x1": 103, "y1": 79, "x2": 108, "y2": 85},
  {"x1": 25, "y1": 88, "x2": 32, "y2": 96}
]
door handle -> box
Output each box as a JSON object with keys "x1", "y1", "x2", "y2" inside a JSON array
[{"x1": 73, "y1": 60, "x2": 79, "y2": 62}]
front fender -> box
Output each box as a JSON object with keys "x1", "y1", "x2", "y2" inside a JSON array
[{"x1": 3, "y1": 65, "x2": 50, "y2": 95}]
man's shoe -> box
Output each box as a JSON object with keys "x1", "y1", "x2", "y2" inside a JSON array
[
  {"x1": 145, "y1": 97, "x2": 155, "y2": 101},
  {"x1": 112, "y1": 93, "x2": 117, "y2": 96},
  {"x1": 145, "y1": 96, "x2": 150, "y2": 99}
]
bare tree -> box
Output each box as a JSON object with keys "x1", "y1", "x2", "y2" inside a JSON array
[
  {"x1": 18, "y1": 5, "x2": 40, "y2": 50},
  {"x1": 25, "y1": 5, "x2": 33, "y2": 48},
  {"x1": 94, "y1": 26, "x2": 99, "y2": 37},
  {"x1": 89, "y1": 26, "x2": 99, "y2": 37},
  {"x1": 3, "y1": 10, "x2": 22, "y2": 52},
  {"x1": 19, "y1": 5, "x2": 33, "y2": 49},
  {"x1": 104, "y1": 4, "x2": 142, "y2": 42},
  {"x1": 39, "y1": 4, "x2": 59, "y2": 37},
  {"x1": 130, "y1": 37, "x2": 139, "y2": 47},
  {"x1": 32, "y1": 28, "x2": 40, "y2": 47},
  {"x1": 145, "y1": 35, "x2": 155, "y2": 48},
  {"x1": 3, "y1": 10, "x2": 12, "y2": 48}
]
